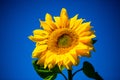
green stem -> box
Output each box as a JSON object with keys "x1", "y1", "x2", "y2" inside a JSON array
[
  {"x1": 72, "y1": 68, "x2": 83, "y2": 77},
  {"x1": 68, "y1": 70, "x2": 72, "y2": 80},
  {"x1": 60, "y1": 72, "x2": 67, "y2": 80}
]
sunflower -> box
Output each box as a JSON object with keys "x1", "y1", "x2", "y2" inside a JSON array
[{"x1": 29, "y1": 8, "x2": 96, "y2": 70}]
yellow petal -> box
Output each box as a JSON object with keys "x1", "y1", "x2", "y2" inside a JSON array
[
  {"x1": 58, "y1": 62, "x2": 62, "y2": 69},
  {"x1": 75, "y1": 42, "x2": 93, "y2": 57},
  {"x1": 43, "y1": 51, "x2": 55, "y2": 69},
  {"x1": 55, "y1": 55, "x2": 63, "y2": 64},
  {"x1": 45, "y1": 54, "x2": 55, "y2": 64},
  {"x1": 76, "y1": 42, "x2": 92, "y2": 50},
  {"x1": 36, "y1": 40, "x2": 48, "y2": 45},
  {"x1": 60, "y1": 8, "x2": 69, "y2": 28},
  {"x1": 37, "y1": 54, "x2": 46, "y2": 65},
  {"x1": 76, "y1": 49, "x2": 91, "y2": 57},
  {"x1": 79, "y1": 31, "x2": 95, "y2": 37},
  {"x1": 76, "y1": 22, "x2": 92, "y2": 34},
  {"x1": 45, "y1": 13, "x2": 57, "y2": 30},
  {"x1": 48, "y1": 64, "x2": 54, "y2": 70},
  {"x1": 79, "y1": 34, "x2": 96, "y2": 44},
  {"x1": 40, "y1": 21, "x2": 52, "y2": 32},
  {"x1": 54, "y1": 16, "x2": 61, "y2": 28},
  {"x1": 70, "y1": 14, "x2": 78, "y2": 29},
  {"x1": 45, "y1": 13, "x2": 53, "y2": 22},
  {"x1": 69, "y1": 49, "x2": 79, "y2": 65},
  {"x1": 65, "y1": 61, "x2": 72, "y2": 70},
  {"x1": 72, "y1": 18, "x2": 83, "y2": 31},
  {"x1": 63, "y1": 55, "x2": 69, "y2": 64},
  {"x1": 53, "y1": 8, "x2": 68, "y2": 29},
  {"x1": 60, "y1": 8, "x2": 68, "y2": 18},
  {"x1": 65, "y1": 53, "x2": 76, "y2": 65},
  {"x1": 28, "y1": 30, "x2": 49, "y2": 42},
  {"x1": 28, "y1": 35, "x2": 47, "y2": 42},
  {"x1": 44, "y1": 51, "x2": 53, "y2": 64},
  {"x1": 32, "y1": 45, "x2": 48, "y2": 58},
  {"x1": 61, "y1": 15, "x2": 69, "y2": 28},
  {"x1": 33, "y1": 29, "x2": 49, "y2": 38}
]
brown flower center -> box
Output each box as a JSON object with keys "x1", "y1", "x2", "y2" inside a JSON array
[
  {"x1": 48, "y1": 28, "x2": 79, "y2": 54},
  {"x1": 57, "y1": 34, "x2": 72, "y2": 48}
]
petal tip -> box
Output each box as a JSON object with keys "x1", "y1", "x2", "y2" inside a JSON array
[{"x1": 28, "y1": 35, "x2": 33, "y2": 40}]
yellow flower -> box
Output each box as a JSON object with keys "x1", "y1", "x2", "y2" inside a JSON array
[{"x1": 29, "y1": 8, "x2": 96, "y2": 70}]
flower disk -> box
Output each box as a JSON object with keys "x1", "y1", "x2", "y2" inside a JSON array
[{"x1": 29, "y1": 8, "x2": 96, "y2": 70}]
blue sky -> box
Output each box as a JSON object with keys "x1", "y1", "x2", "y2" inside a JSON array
[{"x1": 0, "y1": 0, "x2": 120, "y2": 80}]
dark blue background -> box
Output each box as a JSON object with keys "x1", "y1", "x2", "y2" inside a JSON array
[{"x1": 0, "y1": 0, "x2": 120, "y2": 80}]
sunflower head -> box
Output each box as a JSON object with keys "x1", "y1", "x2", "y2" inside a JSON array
[{"x1": 29, "y1": 8, "x2": 96, "y2": 70}]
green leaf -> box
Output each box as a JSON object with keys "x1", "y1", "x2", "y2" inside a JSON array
[
  {"x1": 94, "y1": 72, "x2": 103, "y2": 80},
  {"x1": 92, "y1": 40, "x2": 97, "y2": 44},
  {"x1": 44, "y1": 74, "x2": 57, "y2": 80},
  {"x1": 82, "y1": 61, "x2": 103, "y2": 80},
  {"x1": 32, "y1": 60, "x2": 62, "y2": 80},
  {"x1": 83, "y1": 61, "x2": 96, "y2": 78}
]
